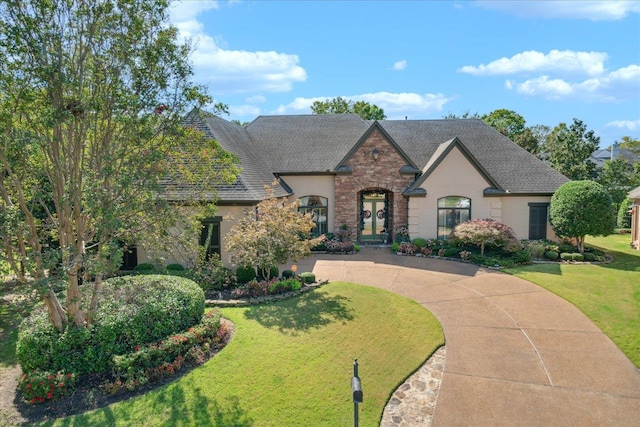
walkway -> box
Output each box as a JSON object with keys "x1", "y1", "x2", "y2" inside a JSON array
[{"x1": 289, "y1": 248, "x2": 640, "y2": 426}]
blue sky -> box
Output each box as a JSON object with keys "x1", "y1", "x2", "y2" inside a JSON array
[{"x1": 169, "y1": 0, "x2": 640, "y2": 147}]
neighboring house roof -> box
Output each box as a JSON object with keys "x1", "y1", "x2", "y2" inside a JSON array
[
  {"x1": 590, "y1": 147, "x2": 640, "y2": 168},
  {"x1": 193, "y1": 112, "x2": 569, "y2": 200},
  {"x1": 629, "y1": 186, "x2": 640, "y2": 199}
]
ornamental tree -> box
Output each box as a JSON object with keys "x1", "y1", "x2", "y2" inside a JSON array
[
  {"x1": 225, "y1": 183, "x2": 323, "y2": 279},
  {"x1": 453, "y1": 219, "x2": 517, "y2": 256},
  {"x1": 0, "y1": 0, "x2": 239, "y2": 331},
  {"x1": 549, "y1": 181, "x2": 614, "y2": 253}
]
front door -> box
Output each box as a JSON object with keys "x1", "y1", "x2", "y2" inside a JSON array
[{"x1": 361, "y1": 193, "x2": 387, "y2": 242}]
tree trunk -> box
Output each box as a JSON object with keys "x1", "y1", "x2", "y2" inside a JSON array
[
  {"x1": 44, "y1": 290, "x2": 67, "y2": 332},
  {"x1": 480, "y1": 241, "x2": 485, "y2": 257},
  {"x1": 87, "y1": 274, "x2": 103, "y2": 326},
  {"x1": 577, "y1": 236, "x2": 585, "y2": 254},
  {"x1": 66, "y1": 268, "x2": 85, "y2": 327}
]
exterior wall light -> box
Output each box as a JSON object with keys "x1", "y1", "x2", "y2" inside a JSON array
[{"x1": 372, "y1": 148, "x2": 379, "y2": 161}]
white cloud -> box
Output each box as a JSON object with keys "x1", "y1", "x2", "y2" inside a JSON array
[
  {"x1": 169, "y1": 1, "x2": 307, "y2": 94},
  {"x1": 245, "y1": 95, "x2": 266, "y2": 103},
  {"x1": 273, "y1": 92, "x2": 452, "y2": 119},
  {"x1": 393, "y1": 60, "x2": 408, "y2": 71},
  {"x1": 229, "y1": 104, "x2": 262, "y2": 117},
  {"x1": 476, "y1": 0, "x2": 640, "y2": 21},
  {"x1": 604, "y1": 118, "x2": 640, "y2": 132},
  {"x1": 459, "y1": 50, "x2": 607, "y2": 76},
  {"x1": 508, "y1": 65, "x2": 640, "y2": 102}
]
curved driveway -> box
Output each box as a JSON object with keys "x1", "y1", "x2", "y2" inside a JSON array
[{"x1": 290, "y1": 248, "x2": 640, "y2": 426}]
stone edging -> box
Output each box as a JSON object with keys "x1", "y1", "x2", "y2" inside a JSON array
[{"x1": 205, "y1": 282, "x2": 327, "y2": 307}]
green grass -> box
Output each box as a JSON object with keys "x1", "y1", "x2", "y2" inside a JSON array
[
  {"x1": 38, "y1": 282, "x2": 443, "y2": 426},
  {"x1": 505, "y1": 234, "x2": 640, "y2": 367}
]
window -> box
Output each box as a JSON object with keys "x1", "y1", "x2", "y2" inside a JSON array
[
  {"x1": 200, "y1": 217, "x2": 222, "y2": 259},
  {"x1": 299, "y1": 196, "x2": 328, "y2": 236},
  {"x1": 438, "y1": 196, "x2": 471, "y2": 239},
  {"x1": 528, "y1": 203, "x2": 549, "y2": 240}
]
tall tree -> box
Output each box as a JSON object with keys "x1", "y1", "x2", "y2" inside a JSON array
[
  {"x1": 595, "y1": 158, "x2": 636, "y2": 213},
  {"x1": 0, "y1": 0, "x2": 239, "y2": 331},
  {"x1": 550, "y1": 181, "x2": 614, "y2": 253},
  {"x1": 545, "y1": 118, "x2": 599, "y2": 180},
  {"x1": 311, "y1": 97, "x2": 386, "y2": 120},
  {"x1": 481, "y1": 109, "x2": 526, "y2": 141}
]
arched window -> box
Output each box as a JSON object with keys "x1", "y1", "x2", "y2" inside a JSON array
[
  {"x1": 437, "y1": 196, "x2": 470, "y2": 239},
  {"x1": 299, "y1": 196, "x2": 328, "y2": 236}
]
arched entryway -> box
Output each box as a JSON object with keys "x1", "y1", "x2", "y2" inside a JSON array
[{"x1": 359, "y1": 189, "x2": 392, "y2": 243}]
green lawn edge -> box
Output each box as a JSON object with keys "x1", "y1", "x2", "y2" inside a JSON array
[
  {"x1": 505, "y1": 234, "x2": 640, "y2": 367},
  {"x1": 38, "y1": 282, "x2": 443, "y2": 426}
]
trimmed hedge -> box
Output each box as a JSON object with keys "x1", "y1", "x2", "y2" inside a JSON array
[
  {"x1": 17, "y1": 275, "x2": 205, "y2": 376},
  {"x1": 299, "y1": 272, "x2": 316, "y2": 284},
  {"x1": 544, "y1": 250, "x2": 559, "y2": 260},
  {"x1": 235, "y1": 265, "x2": 256, "y2": 283},
  {"x1": 411, "y1": 238, "x2": 427, "y2": 249}
]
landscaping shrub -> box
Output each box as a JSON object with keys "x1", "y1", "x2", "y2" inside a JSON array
[
  {"x1": 583, "y1": 252, "x2": 596, "y2": 262},
  {"x1": 133, "y1": 263, "x2": 155, "y2": 273},
  {"x1": 326, "y1": 240, "x2": 354, "y2": 253},
  {"x1": 396, "y1": 242, "x2": 418, "y2": 254},
  {"x1": 353, "y1": 243, "x2": 361, "y2": 252},
  {"x1": 510, "y1": 250, "x2": 532, "y2": 264},
  {"x1": 299, "y1": 272, "x2": 316, "y2": 284},
  {"x1": 453, "y1": 219, "x2": 518, "y2": 256},
  {"x1": 282, "y1": 269, "x2": 295, "y2": 279},
  {"x1": 391, "y1": 242, "x2": 400, "y2": 252},
  {"x1": 166, "y1": 263, "x2": 185, "y2": 271},
  {"x1": 17, "y1": 275, "x2": 205, "y2": 376},
  {"x1": 560, "y1": 253, "x2": 584, "y2": 261},
  {"x1": 235, "y1": 265, "x2": 256, "y2": 283},
  {"x1": 523, "y1": 240, "x2": 546, "y2": 259},
  {"x1": 544, "y1": 251, "x2": 559, "y2": 260},
  {"x1": 411, "y1": 238, "x2": 427, "y2": 249},
  {"x1": 269, "y1": 278, "x2": 302, "y2": 294},
  {"x1": 258, "y1": 266, "x2": 279, "y2": 280},
  {"x1": 17, "y1": 370, "x2": 78, "y2": 405}
]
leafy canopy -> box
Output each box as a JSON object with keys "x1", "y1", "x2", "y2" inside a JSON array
[
  {"x1": 545, "y1": 118, "x2": 599, "y2": 180},
  {"x1": 225, "y1": 183, "x2": 323, "y2": 279},
  {"x1": 311, "y1": 97, "x2": 386, "y2": 120},
  {"x1": 453, "y1": 219, "x2": 517, "y2": 256},
  {"x1": 549, "y1": 180, "x2": 614, "y2": 253}
]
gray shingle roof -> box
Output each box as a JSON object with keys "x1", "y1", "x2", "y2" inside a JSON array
[
  {"x1": 197, "y1": 113, "x2": 569, "y2": 198},
  {"x1": 182, "y1": 110, "x2": 291, "y2": 202},
  {"x1": 629, "y1": 186, "x2": 640, "y2": 199}
]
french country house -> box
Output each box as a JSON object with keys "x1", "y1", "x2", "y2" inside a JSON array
[
  {"x1": 137, "y1": 111, "x2": 569, "y2": 267},
  {"x1": 629, "y1": 186, "x2": 640, "y2": 250}
]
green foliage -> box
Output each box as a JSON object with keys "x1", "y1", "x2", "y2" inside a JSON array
[
  {"x1": 299, "y1": 272, "x2": 316, "y2": 284},
  {"x1": 226, "y1": 184, "x2": 323, "y2": 276},
  {"x1": 391, "y1": 242, "x2": 400, "y2": 251},
  {"x1": 583, "y1": 252, "x2": 597, "y2": 262},
  {"x1": 544, "y1": 251, "x2": 559, "y2": 260},
  {"x1": 166, "y1": 263, "x2": 185, "y2": 271},
  {"x1": 235, "y1": 265, "x2": 256, "y2": 283},
  {"x1": 481, "y1": 109, "x2": 526, "y2": 140},
  {"x1": 546, "y1": 118, "x2": 599, "y2": 179},
  {"x1": 411, "y1": 238, "x2": 428, "y2": 248},
  {"x1": 269, "y1": 278, "x2": 302, "y2": 294},
  {"x1": 560, "y1": 253, "x2": 584, "y2": 261},
  {"x1": 282, "y1": 270, "x2": 295, "y2": 279},
  {"x1": 16, "y1": 275, "x2": 205, "y2": 376},
  {"x1": 259, "y1": 266, "x2": 280, "y2": 281},
  {"x1": 178, "y1": 255, "x2": 237, "y2": 292},
  {"x1": 550, "y1": 180, "x2": 615, "y2": 252},
  {"x1": 510, "y1": 250, "x2": 532, "y2": 264},
  {"x1": 453, "y1": 219, "x2": 518, "y2": 256},
  {"x1": 0, "y1": 0, "x2": 239, "y2": 329},
  {"x1": 310, "y1": 97, "x2": 386, "y2": 120},
  {"x1": 596, "y1": 158, "x2": 636, "y2": 213},
  {"x1": 617, "y1": 198, "x2": 633, "y2": 229},
  {"x1": 134, "y1": 263, "x2": 156, "y2": 272},
  {"x1": 522, "y1": 240, "x2": 547, "y2": 259}
]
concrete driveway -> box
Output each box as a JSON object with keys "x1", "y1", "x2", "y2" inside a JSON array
[{"x1": 289, "y1": 248, "x2": 640, "y2": 426}]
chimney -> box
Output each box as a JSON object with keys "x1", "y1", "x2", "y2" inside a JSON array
[{"x1": 611, "y1": 142, "x2": 620, "y2": 160}]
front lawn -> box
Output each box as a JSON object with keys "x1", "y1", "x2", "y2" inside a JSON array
[
  {"x1": 35, "y1": 282, "x2": 443, "y2": 426},
  {"x1": 505, "y1": 234, "x2": 640, "y2": 367}
]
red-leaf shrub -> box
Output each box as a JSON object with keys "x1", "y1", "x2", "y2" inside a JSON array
[{"x1": 453, "y1": 219, "x2": 517, "y2": 256}]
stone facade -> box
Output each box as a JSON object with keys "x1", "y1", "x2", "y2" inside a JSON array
[{"x1": 334, "y1": 128, "x2": 416, "y2": 241}]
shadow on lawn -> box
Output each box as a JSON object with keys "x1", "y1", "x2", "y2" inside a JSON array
[{"x1": 243, "y1": 289, "x2": 355, "y2": 335}]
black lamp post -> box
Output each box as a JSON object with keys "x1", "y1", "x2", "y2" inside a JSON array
[{"x1": 351, "y1": 359, "x2": 363, "y2": 427}]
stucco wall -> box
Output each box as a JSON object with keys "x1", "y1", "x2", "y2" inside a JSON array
[
  {"x1": 408, "y1": 146, "x2": 493, "y2": 239},
  {"x1": 500, "y1": 196, "x2": 556, "y2": 241},
  {"x1": 279, "y1": 175, "x2": 335, "y2": 232}
]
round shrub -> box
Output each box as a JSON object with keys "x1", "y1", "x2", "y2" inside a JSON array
[
  {"x1": 391, "y1": 242, "x2": 400, "y2": 252},
  {"x1": 411, "y1": 238, "x2": 427, "y2": 249},
  {"x1": 166, "y1": 263, "x2": 185, "y2": 271},
  {"x1": 133, "y1": 263, "x2": 155, "y2": 272},
  {"x1": 560, "y1": 252, "x2": 572, "y2": 261},
  {"x1": 17, "y1": 275, "x2": 204, "y2": 376},
  {"x1": 571, "y1": 253, "x2": 584, "y2": 261},
  {"x1": 582, "y1": 252, "x2": 596, "y2": 262},
  {"x1": 235, "y1": 265, "x2": 256, "y2": 283},
  {"x1": 299, "y1": 272, "x2": 316, "y2": 284},
  {"x1": 544, "y1": 250, "x2": 559, "y2": 260},
  {"x1": 282, "y1": 269, "x2": 295, "y2": 279},
  {"x1": 259, "y1": 266, "x2": 279, "y2": 280}
]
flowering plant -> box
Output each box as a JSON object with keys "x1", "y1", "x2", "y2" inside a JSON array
[
  {"x1": 18, "y1": 370, "x2": 77, "y2": 404},
  {"x1": 394, "y1": 226, "x2": 410, "y2": 243},
  {"x1": 459, "y1": 250, "x2": 472, "y2": 260}
]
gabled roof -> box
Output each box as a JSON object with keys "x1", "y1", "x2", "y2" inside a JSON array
[
  {"x1": 195, "y1": 113, "x2": 569, "y2": 199},
  {"x1": 182, "y1": 110, "x2": 291, "y2": 202},
  {"x1": 629, "y1": 186, "x2": 640, "y2": 199},
  {"x1": 335, "y1": 121, "x2": 418, "y2": 170},
  {"x1": 404, "y1": 137, "x2": 501, "y2": 195}
]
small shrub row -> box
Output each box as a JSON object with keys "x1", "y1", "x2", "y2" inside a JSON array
[
  {"x1": 17, "y1": 370, "x2": 78, "y2": 405},
  {"x1": 231, "y1": 277, "x2": 303, "y2": 299},
  {"x1": 326, "y1": 239, "x2": 354, "y2": 253},
  {"x1": 560, "y1": 253, "x2": 584, "y2": 261}
]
